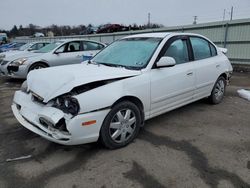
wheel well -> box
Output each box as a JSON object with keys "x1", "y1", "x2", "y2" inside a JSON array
[
  {"x1": 112, "y1": 96, "x2": 145, "y2": 126},
  {"x1": 29, "y1": 62, "x2": 49, "y2": 72},
  {"x1": 219, "y1": 73, "x2": 227, "y2": 80}
]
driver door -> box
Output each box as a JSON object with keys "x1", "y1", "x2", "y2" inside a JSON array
[{"x1": 49, "y1": 41, "x2": 84, "y2": 66}]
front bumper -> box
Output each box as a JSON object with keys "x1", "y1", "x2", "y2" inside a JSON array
[
  {"x1": 0, "y1": 62, "x2": 9, "y2": 77},
  {"x1": 226, "y1": 70, "x2": 233, "y2": 86},
  {"x1": 0, "y1": 63, "x2": 28, "y2": 79},
  {"x1": 12, "y1": 90, "x2": 110, "y2": 145}
]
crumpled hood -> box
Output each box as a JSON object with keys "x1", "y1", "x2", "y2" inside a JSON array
[
  {"x1": 5, "y1": 51, "x2": 42, "y2": 62},
  {"x1": 27, "y1": 63, "x2": 141, "y2": 102}
]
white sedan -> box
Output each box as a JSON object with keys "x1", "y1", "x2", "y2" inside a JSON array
[
  {"x1": 1, "y1": 39, "x2": 105, "y2": 79},
  {"x1": 12, "y1": 33, "x2": 233, "y2": 149}
]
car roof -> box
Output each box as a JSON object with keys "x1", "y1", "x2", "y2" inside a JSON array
[
  {"x1": 55, "y1": 39, "x2": 106, "y2": 46},
  {"x1": 123, "y1": 32, "x2": 206, "y2": 39},
  {"x1": 124, "y1": 32, "x2": 171, "y2": 39},
  {"x1": 60, "y1": 39, "x2": 102, "y2": 43},
  {"x1": 28, "y1": 41, "x2": 50, "y2": 45}
]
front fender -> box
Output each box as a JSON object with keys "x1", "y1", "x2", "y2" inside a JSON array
[{"x1": 74, "y1": 73, "x2": 151, "y2": 116}]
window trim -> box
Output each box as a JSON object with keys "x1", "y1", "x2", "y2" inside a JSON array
[
  {"x1": 81, "y1": 41, "x2": 105, "y2": 51},
  {"x1": 152, "y1": 35, "x2": 192, "y2": 69},
  {"x1": 188, "y1": 36, "x2": 217, "y2": 61}
]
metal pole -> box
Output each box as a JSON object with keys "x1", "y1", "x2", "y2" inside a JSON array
[
  {"x1": 224, "y1": 23, "x2": 229, "y2": 48},
  {"x1": 230, "y1": 6, "x2": 234, "y2": 21},
  {"x1": 223, "y1": 9, "x2": 226, "y2": 21},
  {"x1": 193, "y1": 16, "x2": 197, "y2": 24},
  {"x1": 148, "y1": 13, "x2": 151, "y2": 27}
]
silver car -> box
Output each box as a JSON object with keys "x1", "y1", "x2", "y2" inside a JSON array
[
  {"x1": 0, "y1": 39, "x2": 106, "y2": 79},
  {"x1": 0, "y1": 41, "x2": 50, "y2": 62}
]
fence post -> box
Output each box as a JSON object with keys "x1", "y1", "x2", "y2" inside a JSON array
[{"x1": 223, "y1": 23, "x2": 229, "y2": 48}]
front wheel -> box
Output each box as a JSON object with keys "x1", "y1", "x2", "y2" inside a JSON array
[
  {"x1": 209, "y1": 76, "x2": 226, "y2": 104},
  {"x1": 100, "y1": 101, "x2": 141, "y2": 149},
  {"x1": 29, "y1": 63, "x2": 47, "y2": 72}
]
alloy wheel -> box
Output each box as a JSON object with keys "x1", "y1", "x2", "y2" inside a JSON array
[{"x1": 109, "y1": 109, "x2": 136, "y2": 143}]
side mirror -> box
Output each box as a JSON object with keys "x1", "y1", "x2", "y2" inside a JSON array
[
  {"x1": 54, "y1": 48, "x2": 64, "y2": 54},
  {"x1": 27, "y1": 48, "x2": 32, "y2": 51},
  {"x1": 156, "y1": 56, "x2": 176, "y2": 68},
  {"x1": 54, "y1": 50, "x2": 62, "y2": 55}
]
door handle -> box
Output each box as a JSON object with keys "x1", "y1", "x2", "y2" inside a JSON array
[
  {"x1": 187, "y1": 72, "x2": 193, "y2": 76},
  {"x1": 216, "y1": 64, "x2": 220, "y2": 68},
  {"x1": 76, "y1": 55, "x2": 82, "y2": 58}
]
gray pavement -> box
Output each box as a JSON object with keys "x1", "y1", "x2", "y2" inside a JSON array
[{"x1": 0, "y1": 73, "x2": 250, "y2": 188}]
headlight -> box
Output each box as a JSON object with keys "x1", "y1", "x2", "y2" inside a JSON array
[
  {"x1": 0, "y1": 54, "x2": 5, "y2": 60},
  {"x1": 20, "y1": 80, "x2": 28, "y2": 93},
  {"x1": 54, "y1": 96, "x2": 80, "y2": 116},
  {"x1": 10, "y1": 58, "x2": 27, "y2": 66}
]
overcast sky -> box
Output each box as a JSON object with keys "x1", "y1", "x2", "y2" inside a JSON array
[{"x1": 1, "y1": 0, "x2": 250, "y2": 30}]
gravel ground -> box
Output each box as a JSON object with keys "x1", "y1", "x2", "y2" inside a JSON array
[{"x1": 0, "y1": 72, "x2": 250, "y2": 188}]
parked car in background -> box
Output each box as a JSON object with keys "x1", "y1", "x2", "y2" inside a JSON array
[
  {"x1": 97, "y1": 24, "x2": 129, "y2": 33},
  {"x1": 0, "y1": 43, "x2": 14, "y2": 51},
  {"x1": 34, "y1": 32, "x2": 45, "y2": 37},
  {"x1": 0, "y1": 33, "x2": 8, "y2": 45},
  {"x1": 0, "y1": 41, "x2": 50, "y2": 62},
  {"x1": 11, "y1": 32, "x2": 232, "y2": 149},
  {"x1": 0, "y1": 39, "x2": 105, "y2": 78},
  {"x1": 80, "y1": 26, "x2": 98, "y2": 35},
  {"x1": 0, "y1": 42, "x2": 27, "y2": 53}
]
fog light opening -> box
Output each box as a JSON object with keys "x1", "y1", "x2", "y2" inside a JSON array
[{"x1": 55, "y1": 118, "x2": 69, "y2": 132}]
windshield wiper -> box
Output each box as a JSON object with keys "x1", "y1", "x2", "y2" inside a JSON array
[
  {"x1": 91, "y1": 61, "x2": 141, "y2": 70},
  {"x1": 121, "y1": 65, "x2": 141, "y2": 70},
  {"x1": 97, "y1": 62, "x2": 120, "y2": 67}
]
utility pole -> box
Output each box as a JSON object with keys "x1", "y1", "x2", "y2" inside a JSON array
[
  {"x1": 193, "y1": 16, "x2": 197, "y2": 24},
  {"x1": 230, "y1": 6, "x2": 234, "y2": 21},
  {"x1": 148, "y1": 13, "x2": 151, "y2": 27},
  {"x1": 223, "y1": 9, "x2": 226, "y2": 21}
]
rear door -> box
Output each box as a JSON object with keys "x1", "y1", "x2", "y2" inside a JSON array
[
  {"x1": 150, "y1": 36, "x2": 196, "y2": 117},
  {"x1": 189, "y1": 36, "x2": 222, "y2": 99},
  {"x1": 82, "y1": 41, "x2": 105, "y2": 61}
]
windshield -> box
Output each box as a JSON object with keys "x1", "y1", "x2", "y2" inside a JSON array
[
  {"x1": 13, "y1": 42, "x2": 26, "y2": 48},
  {"x1": 36, "y1": 41, "x2": 63, "y2": 53},
  {"x1": 92, "y1": 37, "x2": 162, "y2": 70},
  {"x1": 18, "y1": 43, "x2": 32, "y2": 51}
]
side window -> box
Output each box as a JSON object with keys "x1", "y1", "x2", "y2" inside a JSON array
[
  {"x1": 55, "y1": 44, "x2": 66, "y2": 53},
  {"x1": 210, "y1": 43, "x2": 217, "y2": 56},
  {"x1": 37, "y1": 43, "x2": 45, "y2": 49},
  {"x1": 190, "y1": 37, "x2": 212, "y2": 60},
  {"x1": 56, "y1": 42, "x2": 81, "y2": 53},
  {"x1": 83, "y1": 42, "x2": 104, "y2": 51},
  {"x1": 164, "y1": 39, "x2": 189, "y2": 64},
  {"x1": 30, "y1": 44, "x2": 38, "y2": 50},
  {"x1": 66, "y1": 41, "x2": 81, "y2": 52}
]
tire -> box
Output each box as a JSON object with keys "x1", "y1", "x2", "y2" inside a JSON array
[
  {"x1": 28, "y1": 63, "x2": 48, "y2": 72},
  {"x1": 100, "y1": 101, "x2": 141, "y2": 149},
  {"x1": 209, "y1": 76, "x2": 226, "y2": 104}
]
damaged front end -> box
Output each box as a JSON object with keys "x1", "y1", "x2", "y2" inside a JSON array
[
  {"x1": 11, "y1": 79, "x2": 127, "y2": 145},
  {"x1": 12, "y1": 88, "x2": 72, "y2": 142}
]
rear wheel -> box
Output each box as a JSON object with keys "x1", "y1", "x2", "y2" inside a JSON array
[
  {"x1": 29, "y1": 63, "x2": 48, "y2": 72},
  {"x1": 100, "y1": 101, "x2": 141, "y2": 149},
  {"x1": 209, "y1": 76, "x2": 226, "y2": 104}
]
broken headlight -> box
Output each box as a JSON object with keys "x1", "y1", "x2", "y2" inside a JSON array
[
  {"x1": 54, "y1": 96, "x2": 80, "y2": 116},
  {"x1": 0, "y1": 54, "x2": 5, "y2": 60},
  {"x1": 20, "y1": 80, "x2": 28, "y2": 93}
]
